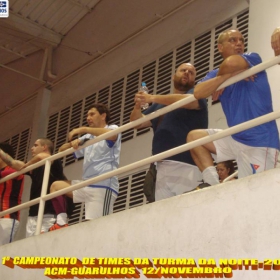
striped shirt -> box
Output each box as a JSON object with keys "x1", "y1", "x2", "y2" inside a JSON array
[{"x1": 0, "y1": 166, "x2": 24, "y2": 220}]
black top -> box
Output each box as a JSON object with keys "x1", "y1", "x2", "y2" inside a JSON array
[
  {"x1": 27, "y1": 159, "x2": 66, "y2": 216},
  {"x1": 143, "y1": 91, "x2": 208, "y2": 165}
]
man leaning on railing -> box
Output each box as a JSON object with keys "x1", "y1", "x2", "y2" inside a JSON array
[
  {"x1": 186, "y1": 28, "x2": 280, "y2": 188},
  {"x1": 131, "y1": 63, "x2": 208, "y2": 202},
  {"x1": 0, "y1": 138, "x2": 70, "y2": 236}
]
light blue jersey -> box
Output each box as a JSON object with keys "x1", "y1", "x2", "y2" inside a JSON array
[{"x1": 74, "y1": 125, "x2": 121, "y2": 195}]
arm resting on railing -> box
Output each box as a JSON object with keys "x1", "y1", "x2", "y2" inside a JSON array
[
  {"x1": 0, "y1": 148, "x2": 25, "y2": 170},
  {"x1": 68, "y1": 127, "x2": 118, "y2": 142},
  {"x1": 193, "y1": 55, "x2": 250, "y2": 100},
  {"x1": 135, "y1": 92, "x2": 201, "y2": 110},
  {"x1": 21, "y1": 152, "x2": 52, "y2": 169},
  {"x1": 58, "y1": 142, "x2": 73, "y2": 152}
]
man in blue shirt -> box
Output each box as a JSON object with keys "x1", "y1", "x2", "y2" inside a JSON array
[
  {"x1": 130, "y1": 63, "x2": 208, "y2": 201},
  {"x1": 187, "y1": 29, "x2": 279, "y2": 187}
]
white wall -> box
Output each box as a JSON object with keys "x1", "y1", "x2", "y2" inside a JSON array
[
  {"x1": 248, "y1": 0, "x2": 280, "y2": 128},
  {"x1": 2, "y1": 168, "x2": 280, "y2": 279}
]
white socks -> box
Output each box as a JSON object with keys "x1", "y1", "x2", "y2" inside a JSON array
[
  {"x1": 56, "y1": 213, "x2": 68, "y2": 225},
  {"x1": 202, "y1": 166, "x2": 219, "y2": 186}
]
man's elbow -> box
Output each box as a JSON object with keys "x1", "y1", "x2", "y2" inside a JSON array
[
  {"x1": 219, "y1": 55, "x2": 248, "y2": 75},
  {"x1": 193, "y1": 92, "x2": 202, "y2": 100}
]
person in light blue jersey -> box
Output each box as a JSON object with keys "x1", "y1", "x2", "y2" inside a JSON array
[
  {"x1": 49, "y1": 103, "x2": 121, "y2": 230},
  {"x1": 186, "y1": 29, "x2": 279, "y2": 188}
]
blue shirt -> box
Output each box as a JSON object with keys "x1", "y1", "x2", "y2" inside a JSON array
[
  {"x1": 200, "y1": 52, "x2": 279, "y2": 149},
  {"x1": 143, "y1": 89, "x2": 208, "y2": 164}
]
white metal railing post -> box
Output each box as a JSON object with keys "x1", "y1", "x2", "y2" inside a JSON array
[
  {"x1": 34, "y1": 159, "x2": 51, "y2": 235},
  {"x1": 223, "y1": 171, "x2": 239, "y2": 183}
]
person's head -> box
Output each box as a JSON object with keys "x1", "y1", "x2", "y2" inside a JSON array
[
  {"x1": 217, "y1": 29, "x2": 245, "y2": 59},
  {"x1": 86, "y1": 103, "x2": 110, "y2": 127},
  {"x1": 216, "y1": 160, "x2": 235, "y2": 181},
  {"x1": 31, "y1": 138, "x2": 54, "y2": 156},
  {"x1": 0, "y1": 143, "x2": 15, "y2": 159},
  {"x1": 173, "y1": 63, "x2": 196, "y2": 92}
]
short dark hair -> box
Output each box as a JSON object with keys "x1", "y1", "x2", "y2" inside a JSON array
[
  {"x1": 38, "y1": 138, "x2": 54, "y2": 154},
  {"x1": 0, "y1": 143, "x2": 15, "y2": 158},
  {"x1": 88, "y1": 103, "x2": 110, "y2": 123}
]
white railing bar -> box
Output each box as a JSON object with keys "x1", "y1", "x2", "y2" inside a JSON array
[
  {"x1": 223, "y1": 171, "x2": 238, "y2": 183},
  {"x1": 0, "y1": 197, "x2": 42, "y2": 215},
  {"x1": 35, "y1": 159, "x2": 51, "y2": 235},
  {"x1": 1, "y1": 55, "x2": 280, "y2": 184},
  {"x1": 1, "y1": 109, "x2": 280, "y2": 218}
]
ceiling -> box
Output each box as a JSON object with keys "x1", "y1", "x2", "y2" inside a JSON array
[{"x1": 0, "y1": 0, "x2": 193, "y2": 117}]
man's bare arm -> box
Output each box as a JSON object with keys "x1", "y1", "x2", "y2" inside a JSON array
[
  {"x1": 21, "y1": 152, "x2": 51, "y2": 169},
  {"x1": 68, "y1": 127, "x2": 118, "y2": 142},
  {"x1": 58, "y1": 142, "x2": 73, "y2": 152},
  {"x1": 58, "y1": 125, "x2": 120, "y2": 152},
  {"x1": 218, "y1": 54, "x2": 249, "y2": 75},
  {"x1": 135, "y1": 92, "x2": 201, "y2": 110},
  {"x1": 0, "y1": 149, "x2": 25, "y2": 170},
  {"x1": 194, "y1": 55, "x2": 248, "y2": 99},
  {"x1": 130, "y1": 100, "x2": 152, "y2": 129}
]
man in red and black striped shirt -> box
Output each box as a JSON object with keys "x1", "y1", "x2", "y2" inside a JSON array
[{"x1": 0, "y1": 143, "x2": 24, "y2": 245}]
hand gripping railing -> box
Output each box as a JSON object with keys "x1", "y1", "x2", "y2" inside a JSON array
[{"x1": 1, "y1": 55, "x2": 280, "y2": 236}]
